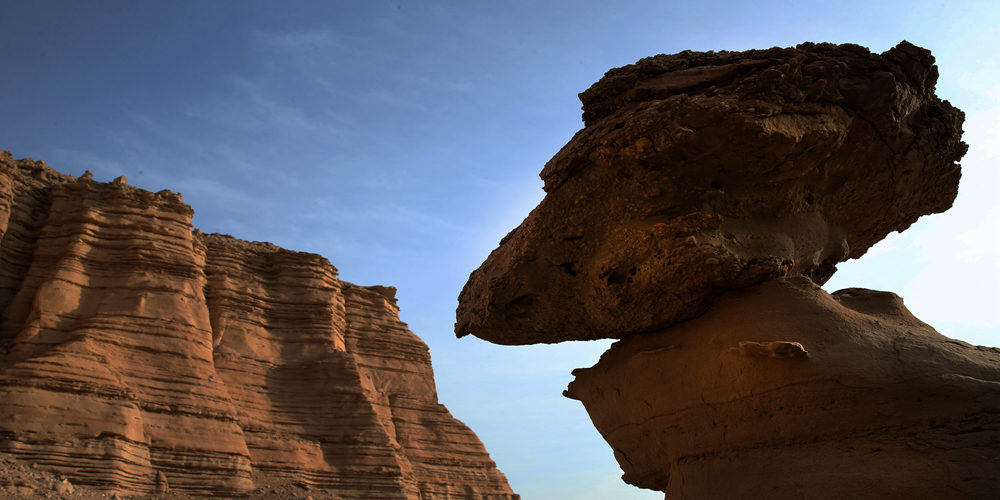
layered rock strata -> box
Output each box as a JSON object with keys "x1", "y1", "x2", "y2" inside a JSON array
[
  {"x1": 457, "y1": 42, "x2": 997, "y2": 498},
  {"x1": 0, "y1": 150, "x2": 517, "y2": 499},
  {"x1": 456, "y1": 41, "x2": 966, "y2": 345}
]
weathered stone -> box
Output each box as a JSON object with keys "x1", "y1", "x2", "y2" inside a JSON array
[
  {"x1": 456, "y1": 41, "x2": 966, "y2": 345},
  {"x1": 0, "y1": 150, "x2": 518, "y2": 499},
  {"x1": 564, "y1": 277, "x2": 1000, "y2": 498},
  {"x1": 454, "y1": 40, "x2": 993, "y2": 499},
  {"x1": 53, "y1": 478, "x2": 73, "y2": 495}
]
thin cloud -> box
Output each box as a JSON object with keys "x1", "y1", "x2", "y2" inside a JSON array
[
  {"x1": 48, "y1": 148, "x2": 125, "y2": 179},
  {"x1": 259, "y1": 30, "x2": 348, "y2": 52},
  {"x1": 172, "y1": 176, "x2": 258, "y2": 206},
  {"x1": 316, "y1": 201, "x2": 464, "y2": 234},
  {"x1": 184, "y1": 76, "x2": 344, "y2": 135}
]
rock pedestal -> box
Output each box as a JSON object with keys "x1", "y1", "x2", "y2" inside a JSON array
[{"x1": 565, "y1": 278, "x2": 1000, "y2": 497}]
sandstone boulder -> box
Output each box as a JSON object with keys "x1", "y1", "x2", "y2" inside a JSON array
[
  {"x1": 564, "y1": 277, "x2": 1000, "y2": 498},
  {"x1": 456, "y1": 41, "x2": 966, "y2": 345}
]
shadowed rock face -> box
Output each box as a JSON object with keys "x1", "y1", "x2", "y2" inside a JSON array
[
  {"x1": 0, "y1": 151, "x2": 518, "y2": 499},
  {"x1": 456, "y1": 41, "x2": 966, "y2": 345},
  {"x1": 565, "y1": 278, "x2": 1000, "y2": 497}
]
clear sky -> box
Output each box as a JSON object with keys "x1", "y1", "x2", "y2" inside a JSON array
[{"x1": 1, "y1": 1, "x2": 997, "y2": 498}]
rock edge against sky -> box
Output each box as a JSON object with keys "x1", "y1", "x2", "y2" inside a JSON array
[
  {"x1": 0, "y1": 151, "x2": 518, "y2": 499},
  {"x1": 457, "y1": 41, "x2": 998, "y2": 498},
  {"x1": 456, "y1": 41, "x2": 966, "y2": 345}
]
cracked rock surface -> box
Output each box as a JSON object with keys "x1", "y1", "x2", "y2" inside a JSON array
[{"x1": 456, "y1": 41, "x2": 965, "y2": 345}]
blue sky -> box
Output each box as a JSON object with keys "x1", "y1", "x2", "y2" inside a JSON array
[{"x1": 1, "y1": 1, "x2": 997, "y2": 498}]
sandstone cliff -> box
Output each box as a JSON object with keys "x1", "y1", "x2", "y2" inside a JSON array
[
  {"x1": 457, "y1": 42, "x2": 998, "y2": 498},
  {"x1": 0, "y1": 150, "x2": 517, "y2": 499}
]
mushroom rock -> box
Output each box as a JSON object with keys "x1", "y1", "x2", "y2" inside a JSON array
[
  {"x1": 456, "y1": 41, "x2": 966, "y2": 345},
  {"x1": 456, "y1": 41, "x2": 996, "y2": 498},
  {"x1": 565, "y1": 277, "x2": 1000, "y2": 497},
  {"x1": 0, "y1": 151, "x2": 518, "y2": 499}
]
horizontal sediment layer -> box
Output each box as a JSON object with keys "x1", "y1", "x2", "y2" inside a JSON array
[{"x1": 0, "y1": 151, "x2": 518, "y2": 499}]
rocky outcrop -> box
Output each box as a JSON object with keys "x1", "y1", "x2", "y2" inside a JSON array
[
  {"x1": 457, "y1": 42, "x2": 998, "y2": 498},
  {"x1": 0, "y1": 150, "x2": 517, "y2": 499},
  {"x1": 456, "y1": 41, "x2": 966, "y2": 345},
  {"x1": 565, "y1": 278, "x2": 1000, "y2": 497}
]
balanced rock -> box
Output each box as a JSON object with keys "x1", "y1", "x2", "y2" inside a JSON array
[
  {"x1": 0, "y1": 150, "x2": 518, "y2": 499},
  {"x1": 456, "y1": 41, "x2": 966, "y2": 345},
  {"x1": 565, "y1": 278, "x2": 1000, "y2": 497}
]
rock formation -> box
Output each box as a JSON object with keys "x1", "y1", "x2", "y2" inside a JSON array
[
  {"x1": 565, "y1": 277, "x2": 1000, "y2": 497},
  {"x1": 458, "y1": 42, "x2": 999, "y2": 498},
  {"x1": 456, "y1": 41, "x2": 966, "y2": 345},
  {"x1": 0, "y1": 150, "x2": 518, "y2": 499}
]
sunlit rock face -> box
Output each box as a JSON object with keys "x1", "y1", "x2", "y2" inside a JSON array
[
  {"x1": 565, "y1": 278, "x2": 1000, "y2": 497},
  {"x1": 457, "y1": 42, "x2": 998, "y2": 498},
  {"x1": 0, "y1": 151, "x2": 518, "y2": 499},
  {"x1": 456, "y1": 41, "x2": 965, "y2": 345}
]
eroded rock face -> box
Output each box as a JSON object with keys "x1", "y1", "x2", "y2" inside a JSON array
[
  {"x1": 565, "y1": 278, "x2": 1000, "y2": 498},
  {"x1": 455, "y1": 41, "x2": 994, "y2": 498},
  {"x1": 0, "y1": 151, "x2": 518, "y2": 499},
  {"x1": 456, "y1": 41, "x2": 966, "y2": 345}
]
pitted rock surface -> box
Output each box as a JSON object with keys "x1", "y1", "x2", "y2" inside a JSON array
[{"x1": 456, "y1": 41, "x2": 966, "y2": 345}]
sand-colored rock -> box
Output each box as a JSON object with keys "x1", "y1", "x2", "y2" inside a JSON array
[
  {"x1": 0, "y1": 151, "x2": 517, "y2": 499},
  {"x1": 565, "y1": 278, "x2": 1000, "y2": 498},
  {"x1": 456, "y1": 41, "x2": 993, "y2": 498},
  {"x1": 456, "y1": 41, "x2": 966, "y2": 345},
  {"x1": 204, "y1": 233, "x2": 516, "y2": 498}
]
